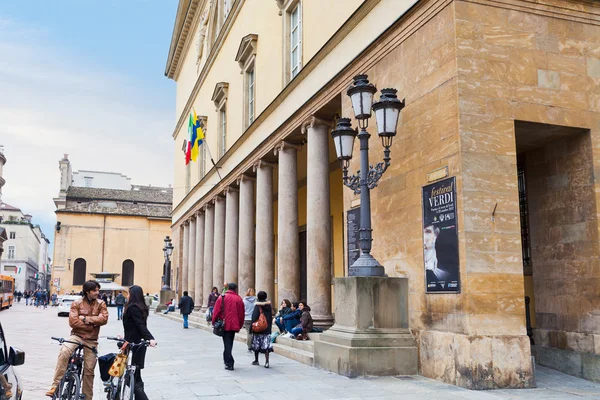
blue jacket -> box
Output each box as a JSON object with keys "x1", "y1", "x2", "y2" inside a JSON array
[{"x1": 282, "y1": 309, "x2": 301, "y2": 321}]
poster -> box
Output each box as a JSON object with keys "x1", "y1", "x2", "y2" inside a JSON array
[
  {"x1": 422, "y1": 177, "x2": 460, "y2": 293},
  {"x1": 346, "y1": 208, "x2": 361, "y2": 268}
]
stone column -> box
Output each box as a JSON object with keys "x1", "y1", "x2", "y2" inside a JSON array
[
  {"x1": 224, "y1": 187, "x2": 239, "y2": 284},
  {"x1": 181, "y1": 221, "x2": 189, "y2": 295},
  {"x1": 303, "y1": 117, "x2": 333, "y2": 326},
  {"x1": 254, "y1": 160, "x2": 275, "y2": 298},
  {"x1": 237, "y1": 174, "x2": 255, "y2": 293},
  {"x1": 213, "y1": 195, "x2": 226, "y2": 289},
  {"x1": 194, "y1": 211, "x2": 205, "y2": 310},
  {"x1": 202, "y1": 204, "x2": 215, "y2": 310},
  {"x1": 187, "y1": 215, "x2": 196, "y2": 299},
  {"x1": 275, "y1": 141, "x2": 301, "y2": 303}
]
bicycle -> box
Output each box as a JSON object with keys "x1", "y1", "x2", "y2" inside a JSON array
[
  {"x1": 104, "y1": 337, "x2": 150, "y2": 400},
  {"x1": 50, "y1": 336, "x2": 98, "y2": 400}
]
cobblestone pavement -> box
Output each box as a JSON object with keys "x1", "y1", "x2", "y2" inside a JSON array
[{"x1": 3, "y1": 301, "x2": 600, "y2": 399}]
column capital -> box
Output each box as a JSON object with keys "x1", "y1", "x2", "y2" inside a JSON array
[
  {"x1": 223, "y1": 186, "x2": 239, "y2": 195},
  {"x1": 274, "y1": 141, "x2": 302, "y2": 156},
  {"x1": 236, "y1": 174, "x2": 256, "y2": 185},
  {"x1": 301, "y1": 116, "x2": 333, "y2": 135},
  {"x1": 253, "y1": 159, "x2": 277, "y2": 172},
  {"x1": 194, "y1": 209, "x2": 204, "y2": 217},
  {"x1": 202, "y1": 202, "x2": 213, "y2": 212},
  {"x1": 183, "y1": 220, "x2": 190, "y2": 226}
]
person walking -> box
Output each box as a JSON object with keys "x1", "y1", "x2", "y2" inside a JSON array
[
  {"x1": 24, "y1": 291, "x2": 30, "y2": 306},
  {"x1": 250, "y1": 291, "x2": 274, "y2": 368},
  {"x1": 212, "y1": 282, "x2": 245, "y2": 371},
  {"x1": 243, "y1": 288, "x2": 257, "y2": 352},
  {"x1": 178, "y1": 291, "x2": 194, "y2": 329},
  {"x1": 122, "y1": 285, "x2": 157, "y2": 400},
  {"x1": 115, "y1": 291, "x2": 126, "y2": 320},
  {"x1": 144, "y1": 293, "x2": 153, "y2": 308},
  {"x1": 46, "y1": 280, "x2": 108, "y2": 398}
]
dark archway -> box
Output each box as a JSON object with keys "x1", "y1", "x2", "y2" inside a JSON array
[
  {"x1": 122, "y1": 259, "x2": 134, "y2": 287},
  {"x1": 73, "y1": 258, "x2": 86, "y2": 286}
]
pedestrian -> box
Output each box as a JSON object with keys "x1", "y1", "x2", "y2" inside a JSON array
[
  {"x1": 206, "y1": 287, "x2": 219, "y2": 322},
  {"x1": 144, "y1": 293, "x2": 153, "y2": 308},
  {"x1": 243, "y1": 288, "x2": 257, "y2": 352},
  {"x1": 51, "y1": 292, "x2": 58, "y2": 307},
  {"x1": 46, "y1": 280, "x2": 108, "y2": 399},
  {"x1": 251, "y1": 291, "x2": 274, "y2": 368},
  {"x1": 24, "y1": 291, "x2": 30, "y2": 306},
  {"x1": 178, "y1": 291, "x2": 194, "y2": 329},
  {"x1": 101, "y1": 293, "x2": 108, "y2": 305},
  {"x1": 212, "y1": 282, "x2": 245, "y2": 371},
  {"x1": 115, "y1": 291, "x2": 126, "y2": 320},
  {"x1": 290, "y1": 301, "x2": 313, "y2": 340},
  {"x1": 122, "y1": 285, "x2": 157, "y2": 400},
  {"x1": 42, "y1": 290, "x2": 48, "y2": 309}
]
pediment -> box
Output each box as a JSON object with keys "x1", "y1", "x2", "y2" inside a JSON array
[
  {"x1": 211, "y1": 82, "x2": 229, "y2": 107},
  {"x1": 235, "y1": 34, "x2": 258, "y2": 70}
]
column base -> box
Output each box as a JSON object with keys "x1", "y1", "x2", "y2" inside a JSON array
[
  {"x1": 155, "y1": 289, "x2": 175, "y2": 313},
  {"x1": 314, "y1": 276, "x2": 417, "y2": 377},
  {"x1": 312, "y1": 314, "x2": 334, "y2": 330}
]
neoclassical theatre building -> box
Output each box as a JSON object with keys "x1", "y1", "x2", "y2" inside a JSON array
[{"x1": 165, "y1": 0, "x2": 600, "y2": 389}]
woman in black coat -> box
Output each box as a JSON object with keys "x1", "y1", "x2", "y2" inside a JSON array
[
  {"x1": 123, "y1": 285, "x2": 157, "y2": 400},
  {"x1": 250, "y1": 291, "x2": 273, "y2": 368}
]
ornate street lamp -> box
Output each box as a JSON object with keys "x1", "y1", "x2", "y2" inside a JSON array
[
  {"x1": 162, "y1": 236, "x2": 174, "y2": 290},
  {"x1": 332, "y1": 74, "x2": 405, "y2": 277}
]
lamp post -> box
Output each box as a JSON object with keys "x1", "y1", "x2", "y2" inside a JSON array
[
  {"x1": 162, "y1": 236, "x2": 174, "y2": 290},
  {"x1": 331, "y1": 74, "x2": 404, "y2": 277}
]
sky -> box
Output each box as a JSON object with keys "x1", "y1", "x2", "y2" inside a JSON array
[{"x1": 0, "y1": 1, "x2": 178, "y2": 254}]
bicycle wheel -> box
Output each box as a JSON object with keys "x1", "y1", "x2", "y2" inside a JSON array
[
  {"x1": 120, "y1": 370, "x2": 135, "y2": 400},
  {"x1": 57, "y1": 372, "x2": 81, "y2": 400}
]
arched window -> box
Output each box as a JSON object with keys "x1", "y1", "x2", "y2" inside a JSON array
[
  {"x1": 73, "y1": 258, "x2": 86, "y2": 286},
  {"x1": 122, "y1": 259, "x2": 134, "y2": 287}
]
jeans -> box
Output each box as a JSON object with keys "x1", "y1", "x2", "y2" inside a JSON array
[
  {"x1": 274, "y1": 318, "x2": 286, "y2": 333},
  {"x1": 284, "y1": 318, "x2": 300, "y2": 332},
  {"x1": 163, "y1": 306, "x2": 175, "y2": 314},
  {"x1": 222, "y1": 331, "x2": 236, "y2": 368},
  {"x1": 243, "y1": 321, "x2": 253, "y2": 349},
  {"x1": 117, "y1": 305, "x2": 124, "y2": 320},
  {"x1": 290, "y1": 327, "x2": 303, "y2": 336},
  {"x1": 183, "y1": 313, "x2": 189, "y2": 328}
]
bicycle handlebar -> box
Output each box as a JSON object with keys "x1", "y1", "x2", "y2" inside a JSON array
[{"x1": 51, "y1": 337, "x2": 98, "y2": 354}]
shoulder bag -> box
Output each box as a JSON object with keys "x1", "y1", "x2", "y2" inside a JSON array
[
  {"x1": 212, "y1": 294, "x2": 226, "y2": 337},
  {"x1": 252, "y1": 306, "x2": 268, "y2": 333},
  {"x1": 108, "y1": 341, "x2": 128, "y2": 377}
]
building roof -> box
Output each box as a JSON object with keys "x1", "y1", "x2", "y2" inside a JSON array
[
  {"x1": 57, "y1": 200, "x2": 172, "y2": 219},
  {"x1": 66, "y1": 186, "x2": 173, "y2": 205},
  {"x1": 0, "y1": 202, "x2": 21, "y2": 211}
]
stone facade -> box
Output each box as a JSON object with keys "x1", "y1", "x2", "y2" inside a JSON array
[{"x1": 165, "y1": 0, "x2": 600, "y2": 390}]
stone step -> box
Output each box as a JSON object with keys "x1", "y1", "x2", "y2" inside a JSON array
[{"x1": 158, "y1": 312, "x2": 316, "y2": 366}]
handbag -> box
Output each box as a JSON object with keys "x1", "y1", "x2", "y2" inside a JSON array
[
  {"x1": 252, "y1": 306, "x2": 268, "y2": 333},
  {"x1": 212, "y1": 294, "x2": 226, "y2": 337},
  {"x1": 108, "y1": 342, "x2": 128, "y2": 377}
]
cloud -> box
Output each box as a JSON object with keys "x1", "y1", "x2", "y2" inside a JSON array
[{"x1": 0, "y1": 17, "x2": 174, "y2": 255}]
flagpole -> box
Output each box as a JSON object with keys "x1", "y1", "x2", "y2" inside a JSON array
[{"x1": 204, "y1": 142, "x2": 222, "y2": 180}]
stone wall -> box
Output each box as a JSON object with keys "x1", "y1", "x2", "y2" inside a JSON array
[{"x1": 342, "y1": 0, "x2": 600, "y2": 389}]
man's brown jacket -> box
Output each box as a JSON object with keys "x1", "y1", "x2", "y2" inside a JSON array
[{"x1": 69, "y1": 297, "x2": 109, "y2": 340}]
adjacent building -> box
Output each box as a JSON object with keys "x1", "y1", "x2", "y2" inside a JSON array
[
  {"x1": 51, "y1": 155, "x2": 173, "y2": 295},
  {"x1": 164, "y1": 0, "x2": 600, "y2": 389}
]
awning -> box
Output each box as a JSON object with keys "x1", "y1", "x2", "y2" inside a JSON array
[{"x1": 98, "y1": 281, "x2": 128, "y2": 292}]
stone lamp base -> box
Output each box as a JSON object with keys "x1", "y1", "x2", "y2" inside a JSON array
[
  {"x1": 155, "y1": 289, "x2": 175, "y2": 313},
  {"x1": 314, "y1": 277, "x2": 418, "y2": 377}
]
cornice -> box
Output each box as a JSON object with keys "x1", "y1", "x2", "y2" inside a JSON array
[
  {"x1": 165, "y1": 0, "x2": 203, "y2": 79},
  {"x1": 235, "y1": 33, "x2": 258, "y2": 70},
  {"x1": 462, "y1": 0, "x2": 600, "y2": 22}
]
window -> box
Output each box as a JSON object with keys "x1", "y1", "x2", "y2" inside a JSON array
[
  {"x1": 0, "y1": 324, "x2": 6, "y2": 365},
  {"x1": 7, "y1": 246, "x2": 15, "y2": 259},
  {"x1": 122, "y1": 259, "x2": 134, "y2": 286},
  {"x1": 84, "y1": 176, "x2": 93, "y2": 187},
  {"x1": 73, "y1": 258, "x2": 86, "y2": 286},
  {"x1": 3, "y1": 266, "x2": 16, "y2": 273},
  {"x1": 219, "y1": 106, "x2": 227, "y2": 157},
  {"x1": 235, "y1": 34, "x2": 258, "y2": 130},
  {"x1": 247, "y1": 67, "x2": 255, "y2": 125},
  {"x1": 199, "y1": 139, "x2": 207, "y2": 178},
  {"x1": 9, "y1": 232, "x2": 15, "y2": 239},
  {"x1": 518, "y1": 164, "x2": 532, "y2": 274},
  {"x1": 290, "y1": 2, "x2": 302, "y2": 79}
]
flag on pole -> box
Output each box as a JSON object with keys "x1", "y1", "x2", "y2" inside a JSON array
[
  {"x1": 190, "y1": 110, "x2": 205, "y2": 162},
  {"x1": 185, "y1": 114, "x2": 193, "y2": 165}
]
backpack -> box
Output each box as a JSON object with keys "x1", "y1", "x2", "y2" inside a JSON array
[{"x1": 251, "y1": 306, "x2": 268, "y2": 333}]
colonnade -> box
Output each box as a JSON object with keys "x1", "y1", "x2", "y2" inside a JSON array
[{"x1": 178, "y1": 117, "x2": 333, "y2": 325}]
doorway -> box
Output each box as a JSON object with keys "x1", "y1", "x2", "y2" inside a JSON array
[{"x1": 515, "y1": 121, "x2": 597, "y2": 380}]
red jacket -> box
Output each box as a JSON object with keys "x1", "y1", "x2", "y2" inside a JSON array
[{"x1": 212, "y1": 290, "x2": 245, "y2": 332}]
